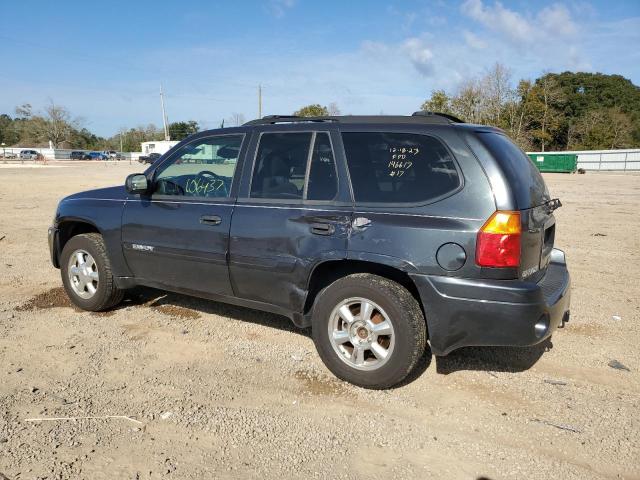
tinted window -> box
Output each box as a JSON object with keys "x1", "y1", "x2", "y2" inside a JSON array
[
  {"x1": 306, "y1": 132, "x2": 338, "y2": 201},
  {"x1": 250, "y1": 132, "x2": 312, "y2": 200},
  {"x1": 153, "y1": 134, "x2": 243, "y2": 198},
  {"x1": 342, "y1": 132, "x2": 460, "y2": 204}
]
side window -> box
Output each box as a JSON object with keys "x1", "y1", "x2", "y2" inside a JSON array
[
  {"x1": 306, "y1": 132, "x2": 338, "y2": 201},
  {"x1": 153, "y1": 134, "x2": 243, "y2": 198},
  {"x1": 342, "y1": 132, "x2": 460, "y2": 204},
  {"x1": 250, "y1": 132, "x2": 312, "y2": 200}
]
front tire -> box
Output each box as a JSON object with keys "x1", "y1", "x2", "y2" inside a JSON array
[
  {"x1": 311, "y1": 274, "x2": 427, "y2": 389},
  {"x1": 60, "y1": 233, "x2": 124, "y2": 311}
]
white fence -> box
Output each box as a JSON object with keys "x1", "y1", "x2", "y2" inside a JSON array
[
  {"x1": 3, "y1": 145, "x2": 639, "y2": 171},
  {"x1": 0, "y1": 147, "x2": 142, "y2": 161},
  {"x1": 528, "y1": 149, "x2": 640, "y2": 172}
]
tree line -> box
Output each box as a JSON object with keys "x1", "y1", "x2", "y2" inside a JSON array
[
  {"x1": 420, "y1": 66, "x2": 640, "y2": 151},
  {"x1": 2, "y1": 70, "x2": 638, "y2": 152},
  {"x1": 0, "y1": 105, "x2": 248, "y2": 151},
  {"x1": 292, "y1": 69, "x2": 640, "y2": 151}
]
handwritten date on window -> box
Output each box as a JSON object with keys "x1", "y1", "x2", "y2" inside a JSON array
[
  {"x1": 388, "y1": 147, "x2": 419, "y2": 177},
  {"x1": 185, "y1": 177, "x2": 225, "y2": 196}
]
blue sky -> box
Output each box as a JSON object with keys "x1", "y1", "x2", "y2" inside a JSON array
[{"x1": 1, "y1": 0, "x2": 639, "y2": 136}]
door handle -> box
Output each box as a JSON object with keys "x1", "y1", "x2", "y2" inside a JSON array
[
  {"x1": 200, "y1": 215, "x2": 222, "y2": 226},
  {"x1": 310, "y1": 222, "x2": 335, "y2": 236}
]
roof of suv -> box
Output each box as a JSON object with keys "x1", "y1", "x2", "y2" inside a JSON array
[{"x1": 243, "y1": 111, "x2": 465, "y2": 126}]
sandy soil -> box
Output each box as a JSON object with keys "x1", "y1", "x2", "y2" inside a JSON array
[{"x1": 0, "y1": 163, "x2": 638, "y2": 479}]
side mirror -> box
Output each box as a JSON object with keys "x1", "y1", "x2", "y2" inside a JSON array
[{"x1": 125, "y1": 173, "x2": 149, "y2": 194}]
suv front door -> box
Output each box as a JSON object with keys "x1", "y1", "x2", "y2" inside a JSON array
[
  {"x1": 229, "y1": 127, "x2": 352, "y2": 314},
  {"x1": 121, "y1": 133, "x2": 246, "y2": 296}
]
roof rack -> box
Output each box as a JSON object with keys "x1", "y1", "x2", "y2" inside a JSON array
[
  {"x1": 243, "y1": 115, "x2": 336, "y2": 126},
  {"x1": 243, "y1": 112, "x2": 464, "y2": 126}
]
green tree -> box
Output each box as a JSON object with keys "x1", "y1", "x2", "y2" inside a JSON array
[
  {"x1": 0, "y1": 114, "x2": 20, "y2": 145},
  {"x1": 546, "y1": 72, "x2": 640, "y2": 147},
  {"x1": 169, "y1": 120, "x2": 199, "y2": 140},
  {"x1": 523, "y1": 75, "x2": 566, "y2": 151},
  {"x1": 418, "y1": 70, "x2": 640, "y2": 150},
  {"x1": 293, "y1": 104, "x2": 329, "y2": 117},
  {"x1": 420, "y1": 90, "x2": 452, "y2": 115},
  {"x1": 70, "y1": 128, "x2": 105, "y2": 150}
]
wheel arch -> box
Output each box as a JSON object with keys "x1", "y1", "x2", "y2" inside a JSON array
[
  {"x1": 55, "y1": 218, "x2": 102, "y2": 265},
  {"x1": 303, "y1": 259, "x2": 424, "y2": 324}
]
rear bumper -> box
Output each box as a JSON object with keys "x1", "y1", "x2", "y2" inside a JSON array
[
  {"x1": 411, "y1": 248, "x2": 571, "y2": 355},
  {"x1": 48, "y1": 226, "x2": 60, "y2": 268}
]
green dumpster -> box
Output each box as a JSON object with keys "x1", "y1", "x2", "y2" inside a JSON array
[{"x1": 527, "y1": 153, "x2": 577, "y2": 173}]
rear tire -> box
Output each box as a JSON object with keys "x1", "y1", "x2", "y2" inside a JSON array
[
  {"x1": 311, "y1": 274, "x2": 426, "y2": 389},
  {"x1": 60, "y1": 233, "x2": 124, "y2": 311}
]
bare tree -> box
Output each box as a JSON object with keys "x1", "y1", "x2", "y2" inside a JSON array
[
  {"x1": 569, "y1": 107, "x2": 633, "y2": 150},
  {"x1": 15, "y1": 103, "x2": 33, "y2": 119},
  {"x1": 607, "y1": 108, "x2": 634, "y2": 149},
  {"x1": 41, "y1": 101, "x2": 77, "y2": 148},
  {"x1": 503, "y1": 80, "x2": 534, "y2": 150},
  {"x1": 481, "y1": 63, "x2": 512, "y2": 125},
  {"x1": 327, "y1": 102, "x2": 341, "y2": 116},
  {"x1": 451, "y1": 79, "x2": 483, "y2": 123}
]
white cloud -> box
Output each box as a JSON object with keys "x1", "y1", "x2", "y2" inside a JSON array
[
  {"x1": 268, "y1": 0, "x2": 296, "y2": 18},
  {"x1": 403, "y1": 38, "x2": 435, "y2": 76},
  {"x1": 462, "y1": 0, "x2": 533, "y2": 43},
  {"x1": 461, "y1": 0, "x2": 578, "y2": 44},
  {"x1": 463, "y1": 30, "x2": 487, "y2": 49},
  {"x1": 538, "y1": 4, "x2": 578, "y2": 36}
]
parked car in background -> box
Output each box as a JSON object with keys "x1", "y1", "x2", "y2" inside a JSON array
[
  {"x1": 48, "y1": 112, "x2": 571, "y2": 389},
  {"x1": 70, "y1": 151, "x2": 89, "y2": 160},
  {"x1": 104, "y1": 150, "x2": 125, "y2": 160},
  {"x1": 1, "y1": 151, "x2": 17, "y2": 159},
  {"x1": 87, "y1": 151, "x2": 108, "y2": 160},
  {"x1": 138, "y1": 152, "x2": 162, "y2": 164},
  {"x1": 19, "y1": 149, "x2": 42, "y2": 160}
]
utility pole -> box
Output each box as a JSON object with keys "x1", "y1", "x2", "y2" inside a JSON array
[
  {"x1": 258, "y1": 84, "x2": 262, "y2": 119},
  {"x1": 160, "y1": 84, "x2": 170, "y2": 141}
]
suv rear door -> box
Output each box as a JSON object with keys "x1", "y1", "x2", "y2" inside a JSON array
[
  {"x1": 121, "y1": 132, "x2": 246, "y2": 296},
  {"x1": 228, "y1": 126, "x2": 352, "y2": 313},
  {"x1": 341, "y1": 127, "x2": 492, "y2": 275}
]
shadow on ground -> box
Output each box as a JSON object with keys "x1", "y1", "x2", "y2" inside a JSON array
[
  {"x1": 435, "y1": 340, "x2": 552, "y2": 374},
  {"x1": 18, "y1": 286, "x2": 549, "y2": 385},
  {"x1": 122, "y1": 287, "x2": 309, "y2": 337}
]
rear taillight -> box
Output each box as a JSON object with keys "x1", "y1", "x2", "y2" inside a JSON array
[{"x1": 476, "y1": 211, "x2": 521, "y2": 268}]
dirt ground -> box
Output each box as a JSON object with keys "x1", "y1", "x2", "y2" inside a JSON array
[{"x1": 0, "y1": 162, "x2": 638, "y2": 479}]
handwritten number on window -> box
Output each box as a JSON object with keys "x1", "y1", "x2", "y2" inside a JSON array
[
  {"x1": 185, "y1": 178, "x2": 225, "y2": 196},
  {"x1": 388, "y1": 145, "x2": 419, "y2": 177}
]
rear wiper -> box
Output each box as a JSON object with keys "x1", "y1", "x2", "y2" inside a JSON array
[{"x1": 546, "y1": 198, "x2": 562, "y2": 212}]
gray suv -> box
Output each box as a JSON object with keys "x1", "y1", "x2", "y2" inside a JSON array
[{"x1": 48, "y1": 112, "x2": 570, "y2": 388}]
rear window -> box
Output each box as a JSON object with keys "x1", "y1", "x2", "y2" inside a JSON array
[
  {"x1": 250, "y1": 132, "x2": 312, "y2": 200},
  {"x1": 342, "y1": 132, "x2": 460, "y2": 204}
]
